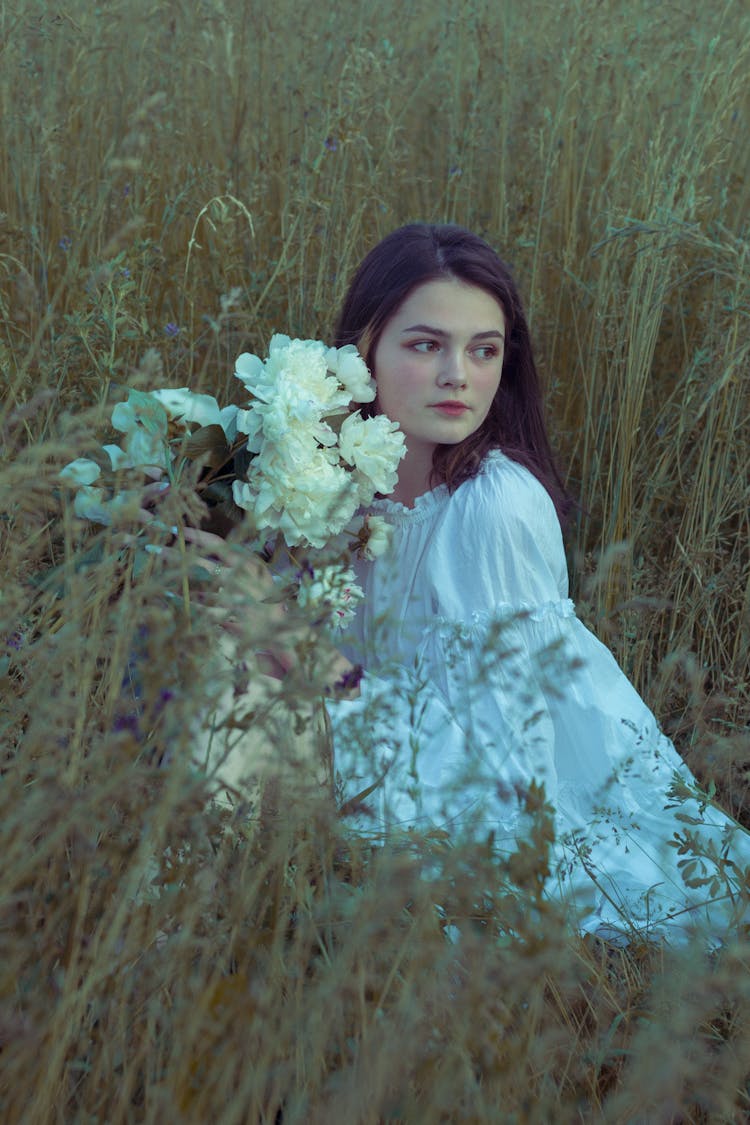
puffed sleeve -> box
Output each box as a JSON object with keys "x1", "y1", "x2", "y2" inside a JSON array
[{"x1": 423, "y1": 454, "x2": 570, "y2": 622}]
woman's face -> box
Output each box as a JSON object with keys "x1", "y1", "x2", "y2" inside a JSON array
[{"x1": 372, "y1": 278, "x2": 505, "y2": 461}]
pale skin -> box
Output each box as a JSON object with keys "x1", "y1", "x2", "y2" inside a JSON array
[{"x1": 372, "y1": 277, "x2": 506, "y2": 507}]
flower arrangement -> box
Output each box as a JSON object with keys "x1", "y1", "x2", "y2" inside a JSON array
[
  {"x1": 232, "y1": 336, "x2": 404, "y2": 549},
  {"x1": 60, "y1": 337, "x2": 406, "y2": 631}
]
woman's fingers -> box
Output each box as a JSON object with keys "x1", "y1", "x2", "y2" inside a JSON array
[
  {"x1": 140, "y1": 479, "x2": 170, "y2": 504},
  {"x1": 181, "y1": 526, "x2": 230, "y2": 554}
]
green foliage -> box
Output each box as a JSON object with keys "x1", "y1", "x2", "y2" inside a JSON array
[{"x1": 1, "y1": 0, "x2": 749, "y2": 1119}]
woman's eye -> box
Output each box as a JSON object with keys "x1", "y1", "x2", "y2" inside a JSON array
[
  {"x1": 473, "y1": 345, "x2": 499, "y2": 360},
  {"x1": 411, "y1": 340, "x2": 440, "y2": 353}
]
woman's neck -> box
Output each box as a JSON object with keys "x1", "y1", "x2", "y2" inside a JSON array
[{"x1": 388, "y1": 447, "x2": 435, "y2": 509}]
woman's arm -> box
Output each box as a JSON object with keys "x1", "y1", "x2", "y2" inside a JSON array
[{"x1": 144, "y1": 523, "x2": 359, "y2": 696}]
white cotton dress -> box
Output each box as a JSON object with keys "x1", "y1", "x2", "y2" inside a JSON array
[{"x1": 327, "y1": 449, "x2": 749, "y2": 942}]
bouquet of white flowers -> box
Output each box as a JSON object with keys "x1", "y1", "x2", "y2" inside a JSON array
[
  {"x1": 231, "y1": 335, "x2": 405, "y2": 547},
  {"x1": 59, "y1": 385, "x2": 240, "y2": 525},
  {"x1": 60, "y1": 337, "x2": 406, "y2": 632}
]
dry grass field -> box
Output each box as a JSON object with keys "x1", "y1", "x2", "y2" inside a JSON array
[{"x1": 2, "y1": 0, "x2": 749, "y2": 1120}]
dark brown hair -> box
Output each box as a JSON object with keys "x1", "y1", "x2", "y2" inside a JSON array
[{"x1": 334, "y1": 223, "x2": 572, "y2": 525}]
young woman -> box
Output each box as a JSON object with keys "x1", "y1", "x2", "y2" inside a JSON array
[{"x1": 326, "y1": 222, "x2": 749, "y2": 944}]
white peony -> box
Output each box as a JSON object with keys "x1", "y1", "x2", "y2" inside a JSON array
[
  {"x1": 275, "y1": 338, "x2": 350, "y2": 415},
  {"x1": 325, "y1": 345, "x2": 376, "y2": 403},
  {"x1": 73, "y1": 486, "x2": 112, "y2": 524},
  {"x1": 338, "y1": 412, "x2": 407, "y2": 500},
  {"x1": 106, "y1": 387, "x2": 235, "y2": 470},
  {"x1": 237, "y1": 338, "x2": 350, "y2": 413},
  {"x1": 257, "y1": 382, "x2": 338, "y2": 452},
  {"x1": 231, "y1": 336, "x2": 405, "y2": 548},
  {"x1": 234, "y1": 406, "x2": 265, "y2": 453},
  {"x1": 234, "y1": 446, "x2": 359, "y2": 548},
  {"x1": 353, "y1": 514, "x2": 392, "y2": 559},
  {"x1": 106, "y1": 428, "x2": 169, "y2": 471}
]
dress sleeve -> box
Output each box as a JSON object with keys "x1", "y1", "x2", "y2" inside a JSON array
[{"x1": 426, "y1": 455, "x2": 570, "y2": 621}]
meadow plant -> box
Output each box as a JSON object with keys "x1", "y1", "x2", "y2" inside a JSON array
[{"x1": 2, "y1": 0, "x2": 749, "y2": 1119}]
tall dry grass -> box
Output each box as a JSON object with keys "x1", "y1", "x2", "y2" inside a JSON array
[{"x1": 2, "y1": 0, "x2": 750, "y2": 1120}]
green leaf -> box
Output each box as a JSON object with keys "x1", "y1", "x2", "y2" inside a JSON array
[
  {"x1": 181, "y1": 424, "x2": 231, "y2": 468},
  {"x1": 31, "y1": 539, "x2": 107, "y2": 594},
  {"x1": 126, "y1": 388, "x2": 169, "y2": 436}
]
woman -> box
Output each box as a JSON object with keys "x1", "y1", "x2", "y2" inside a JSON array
[{"x1": 326, "y1": 222, "x2": 749, "y2": 944}]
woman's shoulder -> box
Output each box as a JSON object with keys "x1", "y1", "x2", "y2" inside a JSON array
[
  {"x1": 368, "y1": 448, "x2": 558, "y2": 529},
  {"x1": 465, "y1": 449, "x2": 566, "y2": 566},
  {"x1": 434, "y1": 449, "x2": 569, "y2": 605},
  {"x1": 471, "y1": 449, "x2": 558, "y2": 517}
]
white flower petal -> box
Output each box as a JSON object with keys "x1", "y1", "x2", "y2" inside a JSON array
[
  {"x1": 151, "y1": 388, "x2": 222, "y2": 428},
  {"x1": 332, "y1": 345, "x2": 376, "y2": 402},
  {"x1": 219, "y1": 404, "x2": 239, "y2": 442},
  {"x1": 359, "y1": 514, "x2": 392, "y2": 559},
  {"x1": 59, "y1": 458, "x2": 101, "y2": 486},
  {"x1": 111, "y1": 401, "x2": 138, "y2": 433},
  {"x1": 234, "y1": 352, "x2": 265, "y2": 390},
  {"x1": 339, "y1": 412, "x2": 406, "y2": 497},
  {"x1": 73, "y1": 486, "x2": 111, "y2": 524},
  {"x1": 103, "y1": 444, "x2": 131, "y2": 470},
  {"x1": 296, "y1": 564, "x2": 364, "y2": 632}
]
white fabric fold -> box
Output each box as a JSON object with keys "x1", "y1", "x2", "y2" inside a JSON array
[{"x1": 328, "y1": 450, "x2": 750, "y2": 942}]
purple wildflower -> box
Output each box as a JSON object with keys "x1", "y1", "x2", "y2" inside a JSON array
[
  {"x1": 295, "y1": 560, "x2": 315, "y2": 582},
  {"x1": 333, "y1": 664, "x2": 364, "y2": 693},
  {"x1": 114, "y1": 712, "x2": 141, "y2": 736},
  {"x1": 164, "y1": 322, "x2": 180, "y2": 338}
]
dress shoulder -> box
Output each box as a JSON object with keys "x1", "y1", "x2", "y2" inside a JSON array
[
  {"x1": 474, "y1": 449, "x2": 559, "y2": 522},
  {"x1": 422, "y1": 450, "x2": 570, "y2": 617},
  {"x1": 357, "y1": 450, "x2": 570, "y2": 636}
]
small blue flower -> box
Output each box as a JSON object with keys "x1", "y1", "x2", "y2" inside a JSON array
[
  {"x1": 324, "y1": 136, "x2": 338, "y2": 152},
  {"x1": 114, "y1": 712, "x2": 141, "y2": 736},
  {"x1": 58, "y1": 236, "x2": 72, "y2": 252},
  {"x1": 121, "y1": 267, "x2": 131, "y2": 279},
  {"x1": 164, "y1": 322, "x2": 180, "y2": 337}
]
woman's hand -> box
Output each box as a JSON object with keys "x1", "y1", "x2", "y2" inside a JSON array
[{"x1": 129, "y1": 488, "x2": 360, "y2": 695}]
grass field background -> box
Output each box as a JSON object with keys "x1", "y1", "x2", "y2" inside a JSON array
[{"x1": 2, "y1": 0, "x2": 750, "y2": 1120}]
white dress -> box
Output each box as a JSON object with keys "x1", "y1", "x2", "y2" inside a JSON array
[{"x1": 328, "y1": 449, "x2": 749, "y2": 942}]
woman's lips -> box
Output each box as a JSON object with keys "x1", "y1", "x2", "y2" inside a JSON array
[{"x1": 430, "y1": 403, "x2": 470, "y2": 416}]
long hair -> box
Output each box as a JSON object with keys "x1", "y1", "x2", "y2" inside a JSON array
[{"x1": 334, "y1": 223, "x2": 572, "y2": 525}]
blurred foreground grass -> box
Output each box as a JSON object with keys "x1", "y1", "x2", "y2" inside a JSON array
[{"x1": 1, "y1": 0, "x2": 750, "y2": 1119}]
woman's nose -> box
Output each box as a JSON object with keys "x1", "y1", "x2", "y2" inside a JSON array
[{"x1": 437, "y1": 350, "x2": 467, "y2": 387}]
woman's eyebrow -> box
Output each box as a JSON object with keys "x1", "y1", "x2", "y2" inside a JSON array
[{"x1": 400, "y1": 323, "x2": 505, "y2": 341}]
